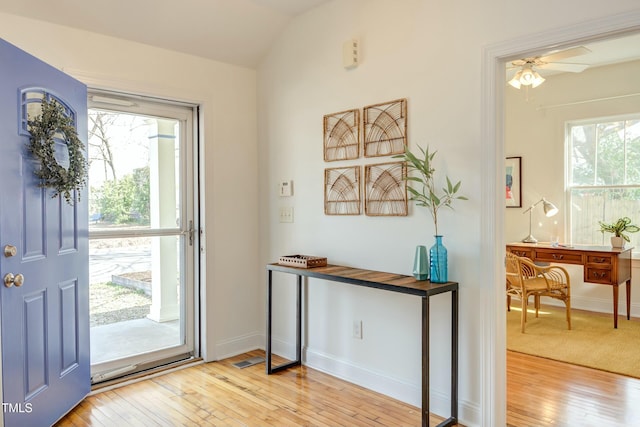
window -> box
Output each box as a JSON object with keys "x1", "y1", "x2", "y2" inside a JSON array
[{"x1": 567, "y1": 115, "x2": 640, "y2": 251}]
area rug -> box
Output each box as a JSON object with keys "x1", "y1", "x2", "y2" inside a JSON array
[{"x1": 507, "y1": 305, "x2": 640, "y2": 378}]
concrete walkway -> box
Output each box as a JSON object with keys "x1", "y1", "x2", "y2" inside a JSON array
[{"x1": 90, "y1": 318, "x2": 180, "y2": 365}]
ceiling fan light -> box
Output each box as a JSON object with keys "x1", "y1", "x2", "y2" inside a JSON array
[
  {"x1": 531, "y1": 71, "x2": 545, "y2": 88},
  {"x1": 508, "y1": 71, "x2": 523, "y2": 88},
  {"x1": 508, "y1": 65, "x2": 545, "y2": 89},
  {"x1": 519, "y1": 67, "x2": 535, "y2": 85}
]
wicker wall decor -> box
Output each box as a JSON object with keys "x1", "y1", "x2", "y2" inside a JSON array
[
  {"x1": 364, "y1": 161, "x2": 407, "y2": 216},
  {"x1": 363, "y1": 99, "x2": 407, "y2": 157},
  {"x1": 323, "y1": 109, "x2": 360, "y2": 161},
  {"x1": 324, "y1": 166, "x2": 361, "y2": 215}
]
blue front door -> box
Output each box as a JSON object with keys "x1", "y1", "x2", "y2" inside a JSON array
[{"x1": 0, "y1": 39, "x2": 89, "y2": 426}]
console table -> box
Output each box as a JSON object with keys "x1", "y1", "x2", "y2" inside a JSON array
[
  {"x1": 507, "y1": 243, "x2": 633, "y2": 328},
  {"x1": 266, "y1": 263, "x2": 459, "y2": 427}
]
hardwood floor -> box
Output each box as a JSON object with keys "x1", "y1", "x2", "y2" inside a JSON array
[
  {"x1": 55, "y1": 350, "x2": 640, "y2": 426},
  {"x1": 507, "y1": 351, "x2": 640, "y2": 426},
  {"x1": 55, "y1": 350, "x2": 440, "y2": 427}
]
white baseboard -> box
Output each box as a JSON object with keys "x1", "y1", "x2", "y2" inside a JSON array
[
  {"x1": 214, "y1": 331, "x2": 263, "y2": 361},
  {"x1": 304, "y1": 347, "x2": 480, "y2": 427},
  {"x1": 512, "y1": 295, "x2": 639, "y2": 317},
  {"x1": 570, "y1": 295, "x2": 638, "y2": 317},
  {"x1": 304, "y1": 347, "x2": 422, "y2": 406}
]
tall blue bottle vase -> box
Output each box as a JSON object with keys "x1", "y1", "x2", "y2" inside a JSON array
[
  {"x1": 412, "y1": 245, "x2": 429, "y2": 281},
  {"x1": 429, "y1": 235, "x2": 448, "y2": 283}
]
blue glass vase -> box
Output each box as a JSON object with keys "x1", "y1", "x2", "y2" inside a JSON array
[
  {"x1": 412, "y1": 245, "x2": 429, "y2": 281},
  {"x1": 430, "y1": 235, "x2": 448, "y2": 283}
]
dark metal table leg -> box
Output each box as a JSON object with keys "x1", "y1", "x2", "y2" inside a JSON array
[
  {"x1": 451, "y1": 288, "x2": 459, "y2": 421},
  {"x1": 295, "y1": 275, "x2": 302, "y2": 364},
  {"x1": 434, "y1": 287, "x2": 459, "y2": 427},
  {"x1": 267, "y1": 271, "x2": 303, "y2": 374},
  {"x1": 266, "y1": 270, "x2": 273, "y2": 374},
  {"x1": 422, "y1": 296, "x2": 429, "y2": 427}
]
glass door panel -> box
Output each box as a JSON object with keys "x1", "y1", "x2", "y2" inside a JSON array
[{"x1": 87, "y1": 92, "x2": 196, "y2": 383}]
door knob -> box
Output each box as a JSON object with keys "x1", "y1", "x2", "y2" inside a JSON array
[
  {"x1": 4, "y1": 245, "x2": 17, "y2": 257},
  {"x1": 4, "y1": 273, "x2": 24, "y2": 288}
]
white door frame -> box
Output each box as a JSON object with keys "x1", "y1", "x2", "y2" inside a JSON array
[{"x1": 481, "y1": 10, "x2": 640, "y2": 426}]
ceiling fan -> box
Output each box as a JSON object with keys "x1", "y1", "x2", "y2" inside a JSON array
[{"x1": 507, "y1": 46, "x2": 592, "y2": 89}]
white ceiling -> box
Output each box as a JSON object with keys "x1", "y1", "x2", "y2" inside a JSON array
[
  {"x1": 1, "y1": 1, "x2": 639, "y2": 71},
  {"x1": 0, "y1": 0, "x2": 331, "y2": 68}
]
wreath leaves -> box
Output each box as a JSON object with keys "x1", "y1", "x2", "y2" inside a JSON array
[{"x1": 27, "y1": 98, "x2": 87, "y2": 204}]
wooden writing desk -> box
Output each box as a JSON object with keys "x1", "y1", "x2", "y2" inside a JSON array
[
  {"x1": 507, "y1": 243, "x2": 632, "y2": 328},
  {"x1": 266, "y1": 263, "x2": 459, "y2": 427}
]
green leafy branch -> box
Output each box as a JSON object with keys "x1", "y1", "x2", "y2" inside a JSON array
[{"x1": 394, "y1": 145, "x2": 467, "y2": 235}]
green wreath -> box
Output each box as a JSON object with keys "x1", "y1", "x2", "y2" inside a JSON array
[{"x1": 27, "y1": 98, "x2": 87, "y2": 204}]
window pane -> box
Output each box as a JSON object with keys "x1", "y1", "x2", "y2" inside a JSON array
[
  {"x1": 88, "y1": 110, "x2": 180, "y2": 231},
  {"x1": 596, "y1": 121, "x2": 625, "y2": 185},
  {"x1": 626, "y1": 119, "x2": 640, "y2": 184},
  {"x1": 89, "y1": 236, "x2": 183, "y2": 364},
  {"x1": 570, "y1": 124, "x2": 596, "y2": 186},
  {"x1": 570, "y1": 187, "x2": 640, "y2": 248}
]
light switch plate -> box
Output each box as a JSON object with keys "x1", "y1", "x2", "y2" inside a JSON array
[{"x1": 279, "y1": 207, "x2": 294, "y2": 223}]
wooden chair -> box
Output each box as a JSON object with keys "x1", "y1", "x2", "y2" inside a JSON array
[{"x1": 506, "y1": 252, "x2": 571, "y2": 333}]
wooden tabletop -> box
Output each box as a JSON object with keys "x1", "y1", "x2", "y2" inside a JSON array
[
  {"x1": 507, "y1": 242, "x2": 633, "y2": 254},
  {"x1": 267, "y1": 263, "x2": 458, "y2": 297}
]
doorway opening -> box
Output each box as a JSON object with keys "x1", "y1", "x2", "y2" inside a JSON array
[
  {"x1": 87, "y1": 91, "x2": 199, "y2": 383},
  {"x1": 489, "y1": 18, "x2": 640, "y2": 426}
]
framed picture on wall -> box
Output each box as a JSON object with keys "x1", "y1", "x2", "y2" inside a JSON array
[{"x1": 506, "y1": 156, "x2": 521, "y2": 208}]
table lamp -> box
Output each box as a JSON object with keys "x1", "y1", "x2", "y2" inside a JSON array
[{"x1": 522, "y1": 197, "x2": 558, "y2": 243}]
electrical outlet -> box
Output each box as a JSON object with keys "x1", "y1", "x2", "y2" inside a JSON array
[{"x1": 352, "y1": 320, "x2": 363, "y2": 339}]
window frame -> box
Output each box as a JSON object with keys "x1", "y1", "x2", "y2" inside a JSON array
[{"x1": 566, "y1": 112, "x2": 640, "y2": 254}]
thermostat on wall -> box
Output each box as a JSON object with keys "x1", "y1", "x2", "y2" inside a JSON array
[{"x1": 279, "y1": 180, "x2": 293, "y2": 197}]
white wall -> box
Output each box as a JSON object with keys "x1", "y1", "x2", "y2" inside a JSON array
[
  {"x1": 505, "y1": 59, "x2": 640, "y2": 316},
  {"x1": 258, "y1": 1, "x2": 640, "y2": 425},
  {"x1": 0, "y1": 12, "x2": 261, "y2": 362},
  {"x1": 3, "y1": 2, "x2": 640, "y2": 426}
]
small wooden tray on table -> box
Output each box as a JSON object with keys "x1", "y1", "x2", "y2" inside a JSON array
[{"x1": 277, "y1": 255, "x2": 327, "y2": 268}]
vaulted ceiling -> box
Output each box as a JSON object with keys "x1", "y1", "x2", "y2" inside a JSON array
[
  {"x1": 2, "y1": 1, "x2": 639, "y2": 72},
  {"x1": 0, "y1": 0, "x2": 330, "y2": 68}
]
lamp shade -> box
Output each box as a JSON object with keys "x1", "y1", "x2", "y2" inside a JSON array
[
  {"x1": 531, "y1": 70, "x2": 545, "y2": 88},
  {"x1": 542, "y1": 199, "x2": 558, "y2": 217},
  {"x1": 520, "y1": 67, "x2": 535, "y2": 85},
  {"x1": 508, "y1": 71, "x2": 523, "y2": 89}
]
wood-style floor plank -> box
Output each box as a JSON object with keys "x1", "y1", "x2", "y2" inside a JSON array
[
  {"x1": 56, "y1": 349, "x2": 640, "y2": 426},
  {"x1": 56, "y1": 351, "x2": 436, "y2": 427},
  {"x1": 507, "y1": 350, "x2": 640, "y2": 426}
]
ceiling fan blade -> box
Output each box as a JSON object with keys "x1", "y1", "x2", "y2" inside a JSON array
[
  {"x1": 539, "y1": 46, "x2": 591, "y2": 63},
  {"x1": 537, "y1": 62, "x2": 590, "y2": 73}
]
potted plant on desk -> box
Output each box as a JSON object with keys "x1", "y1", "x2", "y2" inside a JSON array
[{"x1": 598, "y1": 217, "x2": 639, "y2": 248}]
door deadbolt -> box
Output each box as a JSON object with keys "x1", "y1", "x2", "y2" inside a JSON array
[
  {"x1": 4, "y1": 245, "x2": 17, "y2": 257},
  {"x1": 4, "y1": 273, "x2": 24, "y2": 288}
]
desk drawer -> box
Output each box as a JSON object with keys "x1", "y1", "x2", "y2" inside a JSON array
[
  {"x1": 586, "y1": 254, "x2": 613, "y2": 265},
  {"x1": 508, "y1": 248, "x2": 533, "y2": 259},
  {"x1": 535, "y1": 250, "x2": 583, "y2": 264},
  {"x1": 586, "y1": 267, "x2": 612, "y2": 284}
]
